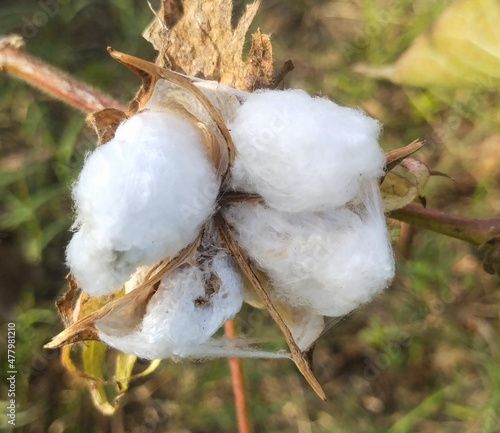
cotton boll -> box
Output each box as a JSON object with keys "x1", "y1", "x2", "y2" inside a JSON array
[
  {"x1": 223, "y1": 179, "x2": 395, "y2": 317},
  {"x1": 229, "y1": 89, "x2": 385, "y2": 212},
  {"x1": 96, "y1": 255, "x2": 244, "y2": 360},
  {"x1": 68, "y1": 109, "x2": 220, "y2": 295}
]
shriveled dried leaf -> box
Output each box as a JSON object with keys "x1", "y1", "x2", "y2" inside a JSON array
[
  {"x1": 355, "y1": 0, "x2": 500, "y2": 87},
  {"x1": 241, "y1": 29, "x2": 274, "y2": 91},
  {"x1": 144, "y1": 0, "x2": 275, "y2": 92}
]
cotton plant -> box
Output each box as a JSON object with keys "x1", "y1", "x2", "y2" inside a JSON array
[
  {"x1": 2, "y1": 0, "x2": 499, "y2": 425},
  {"x1": 43, "y1": 49, "x2": 402, "y2": 402},
  {"x1": 39, "y1": 0, "x2": 435, "y2": 407}
]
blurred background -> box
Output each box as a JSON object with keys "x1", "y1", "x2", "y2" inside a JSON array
[{"x1": 0, "y1": 0, "x2": 499, "y2": 432}]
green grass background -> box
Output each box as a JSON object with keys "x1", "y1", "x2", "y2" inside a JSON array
[{"x1": 0, "y1": 0, "x2": 499, "y2": 432}]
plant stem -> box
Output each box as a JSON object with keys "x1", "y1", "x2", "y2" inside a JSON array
[
  {"x1": 224, "y1": 320, "x2": 253, "y2": 433},
  {"x1": 389, "y1": 204, "x2": 500, "y2": 245},
  {"x1": 0, "y1": 35, "x2": 126, "y2": 113}
]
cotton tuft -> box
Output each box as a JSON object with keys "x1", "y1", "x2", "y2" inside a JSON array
[
  {"x1": 67, "y1": 110, "x2": 220, "y2": 296},
  {"x1": 63, "y1": 79, "x2": 396, "y2": 363},
  {"x1": 223, "y1": 179, "x2": 394, "y2": 317},
  {"x1": 229, "y1": 89, "x2": 385, "y2": 213},
  {"x1": 96, "y1": 254, "x2": 244, "y2": 359}
]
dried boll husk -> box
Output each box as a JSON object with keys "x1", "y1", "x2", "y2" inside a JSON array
[
  {"x1": 228, "y1": 89, "x2": 386, "y2": 213},
  {"x1": 223, "y1": 179, "x2": 395, "y2": 317},
  {"x1": 67, "y1": 110, "x2": 220, "y2": 297}
]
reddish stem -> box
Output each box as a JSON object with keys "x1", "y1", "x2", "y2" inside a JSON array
[
  {"x1": 389, "y1": 204, "x2": 500, "y2": 245},
  {"x1": 0, "y1": 35, "x2": 126, "y2": 113},
  {"x1": 224, "y1": 320, "x2": 253, "y2": 433}
]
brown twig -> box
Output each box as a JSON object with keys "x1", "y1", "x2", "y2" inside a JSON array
[
  {"x1": 224, "y1": 320, "x2": 253, "y2": 433},
  {"x1": 0, "y1": 34, "x2": 126, "y2": 113},
  {"x1": 389, "y1": 204, "x2": 500, "y2": 246}
]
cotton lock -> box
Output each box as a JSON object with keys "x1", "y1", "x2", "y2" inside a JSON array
[
  {"x1": 229, "y1": 89, "x2": 386, "y2": 213},
  {"x1": 67, "y1": 110, "x2": 220, "y2": 296},
  {"x1": 96, "y1": 254, "x2": 244, "y2": 359},
  {"x1": 223, "y1": 179, "x2": 394, "y2": 317}
]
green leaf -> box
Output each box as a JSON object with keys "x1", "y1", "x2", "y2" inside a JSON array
[
  {"x1": 82, "y1": 341, "x2": 117, "y2": 415},
  {"x1": 114, "y1": 353, "x2": 137, "y2": 393},
  {"x1": 356, "y1": 0, "x2": 500, "y2": 87}
]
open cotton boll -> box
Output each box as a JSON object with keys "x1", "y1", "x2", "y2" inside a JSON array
[
  {"x1": 96, "y1": 254, "x2": 244, "y2": 360},
  {"x1": 223, "y1": 180, "x2": 395, "y2": 317},
  {"x1": 68, "y1": 109, "x2": 220, "y2": 296},
  {"x1": 229, "y1": 89, "x2": 385, "y2": 213}
]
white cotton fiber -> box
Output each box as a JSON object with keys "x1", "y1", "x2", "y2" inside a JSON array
[
  {"x1": 67, "y1": 110, "x2": 220, "y2": 296},
  {"x1": 66, "y1": 224, "x2": 138, "y2": 298},
  {"x1": 229, "y1": 89, "x2": 385, "y2": 213},
  {"x1": 96, "y1": 254, "x2": 244, "y2": 360},
  {"x1": 223, "y1": 179, "x2": 395, "y2": 317}
]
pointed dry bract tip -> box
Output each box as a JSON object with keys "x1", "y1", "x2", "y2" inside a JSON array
[
  {"x1": 291, "y1": 355, "x2": 327, "y2": 402},
  {"x1": 385, "y1": 140, "x2": 425, "y2": 172}
]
